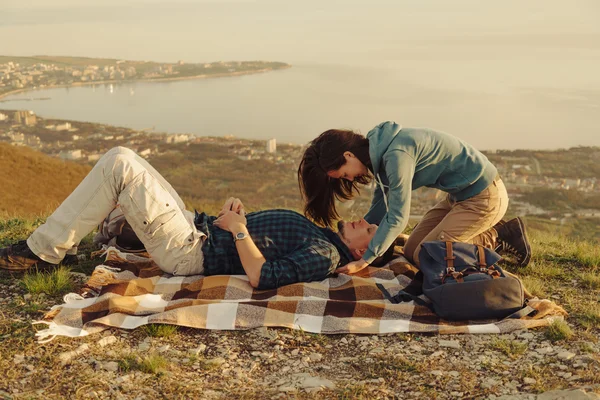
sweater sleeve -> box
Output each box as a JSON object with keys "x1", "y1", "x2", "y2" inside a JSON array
[
  {"x1": 362, "y1": 150, "x2": 415, "y2": 263},
  {"x1": 364, "y1": 181, "x2": 387, "y2": 225}
]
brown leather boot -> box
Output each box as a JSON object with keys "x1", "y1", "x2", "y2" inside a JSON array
[
  {"x1": 0, "y1": 240, "x2": 56, "y2": 271},
  {"x1": 494, "y1": 217, "x2": 532, "y2": 267}
]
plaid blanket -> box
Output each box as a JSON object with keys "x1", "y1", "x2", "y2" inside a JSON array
[{"x1": 35, "y1": 248, "x2": 564, "y2": 342}]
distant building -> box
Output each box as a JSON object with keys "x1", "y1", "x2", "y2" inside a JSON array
[
  {"x1": 55, "y1": 122, "x2": 71, "y2": 131},
  {"x1": 266, "y1": 138, "x2": 276, "y2": 153},
  {"x1": 139, "y1": 148, "x2": 152, "y2": 157},
  {"x1": 58, "y1": 149, "x2": 83, "y2": 161},
  {"x1": 13, "y1": 110, "x2": 37, "y2": 126},
  {"x1": 165, "y1": 134, "x2": 191, "y2": 144},
  {"x1": 8, "y1": 132, "x2": 25, "y2": 143}
]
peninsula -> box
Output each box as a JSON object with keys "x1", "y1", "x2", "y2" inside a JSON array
[{"x1": 0, "y1": 56, "x2": 291, "y2": 99}]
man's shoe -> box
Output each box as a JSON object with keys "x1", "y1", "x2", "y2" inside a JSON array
[
  {"x1": 494, "y1": 217, "x2": 532, "y2": 267},
  {"x1": 0, "y1": 240, "x2": 55, "y2": 271},
  {"x1": 62, "y1": 254, "x2": 79, "y2": 266}
]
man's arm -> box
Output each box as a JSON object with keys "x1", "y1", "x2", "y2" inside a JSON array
[{"x1": 214, "y1": 210, "x2": 265, "y2": 288}]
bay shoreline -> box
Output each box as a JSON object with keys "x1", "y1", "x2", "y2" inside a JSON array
[{"x1": 0, "y1": 65, "x2": 291, "y2": 101}]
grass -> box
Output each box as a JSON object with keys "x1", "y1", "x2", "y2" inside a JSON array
[
  {"x1": 142, "y1": 323, "x2": 178, "y2": 338},
  {"x1": 574, "y1": 303, "x2": 600, "y2": 330},
  {"x1": 490, "y1": 338, "x2": 528, "y2": 359},
  {"x1": 118, "y1": 353, "x2": 169, "y2": 375},
  {"x1": 337, "y1": 383, "x2": 368, "y2": 400},
  {"x1": 520, "y1": 276, "x2": 547, "y2": 298},
  {"x1": 544, "y1": 319, "x2": 574, "y2": 342},
  {"x1": 579, "y1": 270, "x2": 600, "y2": 289},
  {"x1": 21, "y1": 266, "x2": 73, "y2": 296},
  {"x1": 360, "y1": 355, "x2": 419, "y2": 380}
]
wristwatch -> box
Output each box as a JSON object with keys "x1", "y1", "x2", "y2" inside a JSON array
[{"x1": 234, "y1": 232, "x2": 249, "y2": 242}]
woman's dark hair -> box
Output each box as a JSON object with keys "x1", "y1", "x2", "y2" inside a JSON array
[{"x1": 297, "y1": 129, "x2": 372, "y2": 227}]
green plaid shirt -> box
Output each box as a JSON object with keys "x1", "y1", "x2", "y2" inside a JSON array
[{"x1": 195, "y1": 209, "x2": 353, "y2": 289}]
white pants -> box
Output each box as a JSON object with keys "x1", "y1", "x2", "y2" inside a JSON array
[{"x1": 27, "y1": 147, "x2": 206, "y2": 275}]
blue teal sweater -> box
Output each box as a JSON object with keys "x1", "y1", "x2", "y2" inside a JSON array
[{"x1": 362, "y1": 122, "x2": 498, "y2": 263}]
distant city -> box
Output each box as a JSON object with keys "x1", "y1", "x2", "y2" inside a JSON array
[
  {"x1": 1, "y1": 108, "x2": 598, "y2": 226},
  {"x1": 0, "y1": 108, "x2": 294, "y2": 164},
  {"x1": 0, "y1": 57, "x2": 290, "y2": 97}
]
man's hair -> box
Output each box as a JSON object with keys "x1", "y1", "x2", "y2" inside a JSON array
[{"x1": 297, "y1": 129, "x2": 372, "y2": 227}]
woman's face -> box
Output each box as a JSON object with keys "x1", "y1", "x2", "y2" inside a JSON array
[{"x1": 327, "y1": 151, "x2": 369, "y2": 182}]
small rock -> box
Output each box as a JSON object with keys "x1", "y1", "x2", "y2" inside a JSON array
[
  {"x1": 557, "y1": 351, "x2": 576, "y2": 361},
  {"x1": 523, "y1": 377, "x2": 537, "y2": 385},
  {"x1": 23, "y1": 294, "x2": 32, "y2": 301},
  {"x1": 279, "y1": 386, "x2": 297, "y2": 392},
  {"x1": 430, "y1": 370, "x2": 443, "y2": 377},
  {"x1": 536, "y1": 346, "x2": 554, "y2": 355},
  {"x1": 157, "y1": 345, "x2": 170, "y2": 353},
  {"x1": 439, "y1": 340, "x2": 460, "y2": 349},
  {"x1": 103, "y1": 361, "x2": 119, "y2": 372},
  {"x1": 137, "y1": 342, "x2": 150, "y2": 352},
  {"x1": 189, "y1": 344, "x2": 207, "y2": 355},
  {"x1": 98, "y1": 336, "x2": 117, "y2": 348},
  {"x1": 300, "y1": 376, "x2": 336, "y2": 390},
  {"x1": 13, "y1": 354, "x2": 25, "y2": 365},
  {"x1": 538, "y1": 389, "x2": 600, "y2": 400},
  {"x1": 430, "y1": 350, "x2": 445, "y2": 358},
  {"x1": 340, "y1": 338, "x2": 348, "y2": 344},
  {"x1": 291, "y1": 349, "x2": 300, "y2": 356},
  {"x1": 59, "y1": 344, "x2": 90, "y2": 365},
  {"x1": 519, "y1": 332, "x2": 535, "y2": 340},
  {"x1": 205, "y1": 357, "x2": 226, "y2": 367},
  {"x1": 308, "y1": 353, "x2": 323, "y2": 362}
]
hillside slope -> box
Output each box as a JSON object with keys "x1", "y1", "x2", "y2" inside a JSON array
[{"x1": 0, "y1": 143, "x2": 91, "y2": 216}]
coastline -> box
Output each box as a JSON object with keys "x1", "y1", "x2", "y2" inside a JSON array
[{"x1": 0, "y1": 65, "x2": 291, "y2": 101}]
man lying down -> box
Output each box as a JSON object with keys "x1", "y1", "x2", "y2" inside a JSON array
[{"x1": 0, "y1": 147, "x2": 394, "y2": 290}]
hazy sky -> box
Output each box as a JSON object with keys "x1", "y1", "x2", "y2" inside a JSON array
[
  {"x1": 2, "y1": 1, "x2": 599, "y2": 149},
  {"x1": 1, "y1": 0, "x2": 599, "y2": 65}
]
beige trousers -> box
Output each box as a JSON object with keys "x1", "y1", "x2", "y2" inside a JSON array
[
  {"x1": 403, "y1": 179, "x2": 509, "y2": 266},
  {"x1": 27, "y1": 147, "x2": 205, "y2": 275}
]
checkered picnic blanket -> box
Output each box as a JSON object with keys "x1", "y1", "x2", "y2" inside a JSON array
[{"x1": 35, "y1": 247, "x2": 564, "y2": 342}]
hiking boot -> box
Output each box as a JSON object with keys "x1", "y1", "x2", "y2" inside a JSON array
[
  {"x1": 62, "y1": 254, "x2": 79, "y2": 266},
  {"x1": 0, "y1": 240, "x2": 56, "y2": 271},
  {"x1": 494, "y1": 217, "x2": 531, "y2": 267}
]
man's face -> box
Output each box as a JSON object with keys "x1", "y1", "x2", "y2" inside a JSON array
[{"x1": 337, "y1": 218, "x2": 378, "y2": 259}]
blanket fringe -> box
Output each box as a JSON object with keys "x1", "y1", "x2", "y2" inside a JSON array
[
  {"x1": 64, "y1": 293, "x2": 85, "y2": 303},
  {"x1": 32, "y1": 321, "x2": 58, "y2": 343},
  {"x1": 32, "y1": 320, "x2": 89, "y2": 343}
]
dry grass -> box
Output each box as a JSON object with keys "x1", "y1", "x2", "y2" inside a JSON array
[
  {"x1": 0, "y1": 143, "x2": 91, "y2": 217},
  {"x1": 21, "y1": 266, "x2": 73, "y2": 296},
  {"x1": 544, "y1": 319, "x2": 574, "y2": 342}
]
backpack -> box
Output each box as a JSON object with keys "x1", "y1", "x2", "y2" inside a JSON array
[
  {"x1": 93, "y1": 205, "x2": 146, "y2": 253},
  {"x1": 418, "y1": 241, "x2": 525, "y2": 320}
]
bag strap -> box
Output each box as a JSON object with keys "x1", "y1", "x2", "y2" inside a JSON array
[
  {"x1": 476, "y1": 245, "x2": 487, "y2": 268},
  {"x1": 445, "y1": 241, "x2": 455, "y2": 270},
  {"x1": 477, "y1": 244, "x2": 502, "y2": 279},
  {"x1": 441, "y1": 241, "x2": 465, "y2": 283},
  {"x1": 376, "y1": 284, "x2": 434, "y2": 310}
]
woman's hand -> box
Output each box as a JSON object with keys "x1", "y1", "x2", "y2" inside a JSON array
[
  {"x1": 218, "y1": 197, "x2": 246, "y2": 217},
  {"x1": 214, "y1": 210, "x2": 247, "y2": 233},
  {"x1": 336, "y1": 259, "x2": 369, "y2": 274}
]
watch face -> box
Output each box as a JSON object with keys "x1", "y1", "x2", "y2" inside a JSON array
[{"x1": 236, "y1": 232, "x2": 246, "y2": 240}]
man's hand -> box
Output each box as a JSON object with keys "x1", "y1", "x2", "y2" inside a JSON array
[
  {"x1": 336, "y1": 259, "x2": 369, "y2": 274},
  {"x1": 214, "y1": 210, "x2": 247, "y2": 233},
  {"x1": 218, "y1": 197, "x2": 246, "y2": 217}
]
